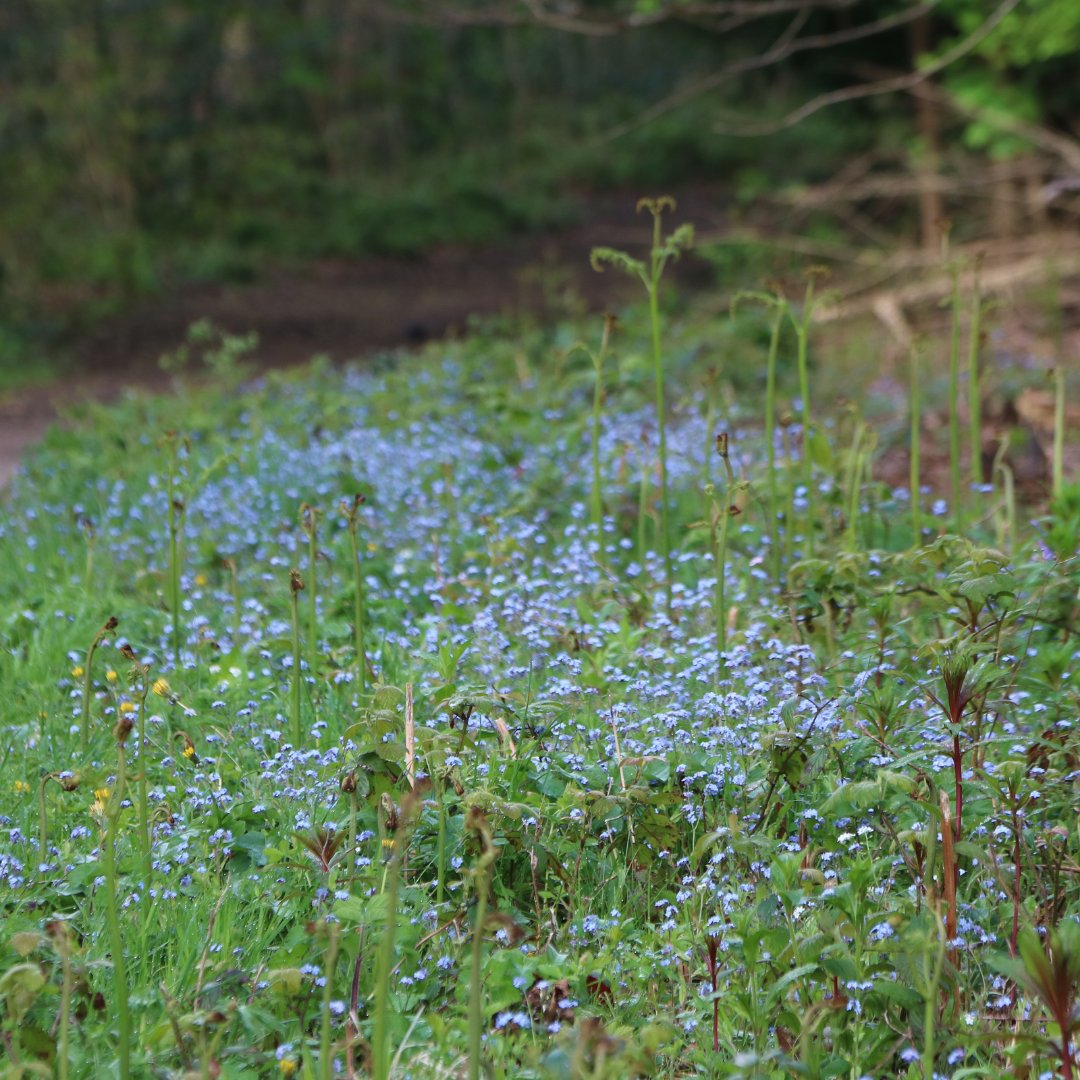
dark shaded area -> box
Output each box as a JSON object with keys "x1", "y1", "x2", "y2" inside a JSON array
[{"x1": 3, "y1": 1, "x2": 1078, "y2": 383}]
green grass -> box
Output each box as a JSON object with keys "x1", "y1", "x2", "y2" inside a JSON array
[{"x1": 1, "y1": 260, "x2": 1078, "y2": 1079}]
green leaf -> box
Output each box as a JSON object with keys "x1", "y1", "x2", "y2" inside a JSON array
[{"x1": 589, "y1": 246, "x2": 646, "y2": 280}]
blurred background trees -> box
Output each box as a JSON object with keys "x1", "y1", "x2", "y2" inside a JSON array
[{"x1": 1, "y1": 0, "x2": 1077, "y2": 372}]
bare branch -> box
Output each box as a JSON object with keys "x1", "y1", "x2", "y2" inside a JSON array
[
  {"x1": 712, "y1": 0, "x2": 1021, "y2": 136},
  {"x1": 374, "y1": 0, "x2": 870, "y2": 36},
  {"x1": 598, "y1": 1, "x2": 940, "y2": 142}
]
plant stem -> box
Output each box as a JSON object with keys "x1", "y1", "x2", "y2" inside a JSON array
[
  {"x1": 372, "y1": 848, "x2": 401, "y2": 1080},
  {"x1": 302, "y1": 505, "x2": 319, "y2": 677},
  {"x1": 468, "y1": 868, "x2": 490, "y2": 1080},
  {"x1": 791, "y1": 279, "x2": 817, "y2": 556},
  {"x1": 715, "y1": 433, "x2": 736, "y2": 655},
  {"x1": 948, "y1": 264, "x2": 963, "y2": 522},
  {"x1": 348, "y1": 788, "x2": 358, "y2": 885},
  {"x1": 846, "y1": 419, "x2": 866, "y2": 551},
  {"x1": 781, "y1": 424, "x2": 796, "y2": 570},
  {"x1": 345, "y1": 502, "x2": 367, "y2": 688},
  {"x1": 910, "y1": 342, "x2": 922, "y2": 544},
  {"x1": 921, "y1": 911, "x2": 946, "y2": 1080},
  {"x1": 716, "y1": 496, "x2": 730, "y2": 656},
  {"x1": 1053, "y1": 364, "x2": 1066, "y2": 500},
  {"x1": 968, "y1": 267, "x2": 983, "y2": 488},
  {"x1": 320, "y1": 923, "x2": 339, "y2": 1080},
  {"x1": 289, "y1": 570, "x2": 304, "y2": 746},
  {"x1": 80, "y1": 626, "x2": 106, "y2": 753},
  {"x1": 103, "y1": 746, "x2": 131, "y2": 1079},
  {"x1": 638, "y1": 437, "x2": 650, "y2": 567},
  {"x1": 57, "y1": 932, "x2": 72, "y2": 1080},
  {"x1": 165, "y1": 441, "x2": 184, "y2": 669},
  {"x1": 436, "y1": 780, "x2": 447, "y2": 906},
  {"x1": 764, "y1": 311, "x2": 783, "y2": 582},
  {"x1": 647, "y1": 269, "x2": 672, "y2": 615},
  {"x1": 38, "y1": 775, "x2": 52, "y2": 868},
  {"x1": 136, "y1": 674, "x2": 152, "y2": 902},
  {"x1": 590, "y1": 316, "x2": 614, "y2": 536}
]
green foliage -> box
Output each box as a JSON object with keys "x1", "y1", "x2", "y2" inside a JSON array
[{"x1": 2, "y1": 213, "x2": 1079, "y2": 1078}]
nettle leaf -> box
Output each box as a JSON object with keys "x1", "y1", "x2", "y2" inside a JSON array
[{"x1": 952, "y1": 573, "x2": 1016, "y2": 605}]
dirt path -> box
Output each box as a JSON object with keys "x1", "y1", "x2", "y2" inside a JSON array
[{"x1": 0, "y1": 191, "x2": 726, "y2": 488}]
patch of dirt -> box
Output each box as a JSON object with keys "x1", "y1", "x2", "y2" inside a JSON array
[{"x1": 0, "y1": 189, "x2": 727, "y2": 488}]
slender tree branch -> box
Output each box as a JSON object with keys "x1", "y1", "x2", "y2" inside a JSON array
[
  {"x1": 712, "y1": 0, "x2": 1021, "y2": 136},
  {"x1": 374, "y1": 0, "x2": 872, "y2": 36},
  {"x1": 598, "y1": 1, "x2": 940, "y2": 143}
]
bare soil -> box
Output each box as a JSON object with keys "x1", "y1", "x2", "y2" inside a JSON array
[{"x1": 0, "y1": 190, "x2": 726, "y2": 488}]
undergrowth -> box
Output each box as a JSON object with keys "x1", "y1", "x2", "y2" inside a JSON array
[{"x1": 1, "y1": 214, "x2": 1078, "y2": 1079}]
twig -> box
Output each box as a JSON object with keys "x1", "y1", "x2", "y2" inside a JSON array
[{"x1": 712, "y1": 0, "x2": 1021, "y2": 137}]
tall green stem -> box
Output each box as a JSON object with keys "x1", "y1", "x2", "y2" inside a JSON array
[
  {"x1": 136, "y1": 672, "x2": 152, "y2": 901},
  {"x1": 372, "y1": 848, "x2": 401, "y2": 1080},
  {"x1": 948, "y1": 264, "x2": 963, "y2": 522},
  {"x1": 80, "y1": 617, "x2": 116, "y2": 753},
  {"x1": 967, "y1": 268, "x2": 983, "y2": 488},
  {"x1": 590, "y1": 316, "x2": 614, "y2": 536},
  {"x1": 714, "y1": 434, "x2": 737, "y2": 655},
  {"x1": 38, "y1": 775, "x2": 52, "y2": 867},
  {"x1": 846, "y1": 420, "x2": 866, "y2": 551},
  {"x1": 637, "y1": 439, "x2": 650, "y2": 567},
  {"x1": 102, "y1": 739, "x2": 131, "y2": 1080},
  {"x1": 589, "y1": 198, "x2": 690, "y2": 606},
  {"x1": 345, "y1": 501, "x2": 367, "y2": 688},
  {"x1": 910, "y1": 343, "x2": 922, "y2": 544},
  {"x1": 647, "y1": 271, "x2": 672, "y2": 614},
  {"x1": 320, "y1": 924, "x2": 339, "y2": 1080},
  {"x1": 436, "y1": 780, "x2": 448, "y2": 906},
  {"x1": 791, "y1": 278, "x2": 818, "y2": 556},
  {"x1": 289, "y1": 570, "x2": 304, "y2": 746},
  {"x1": 468, "y1": 867, "x2": 490, "y2": 1080},
  {"x1": 56, "y1": 928, "x2": 73, "y2": 1080},
  {"x1": 301, "y1": 505, "x2": 319, "y2": 676},
  {"x1": 1053, "y1": 365, "x2": 1066, "y2": 500},
  {"x1": 764, "y1": 312, "x2": 783, "y2": 582},
  {"x1": 165, "y1": 439, "x2": 184, "y2": 669},
  {"x1": 921, "y1": 912, "x2": 947, "y2": 1080}
]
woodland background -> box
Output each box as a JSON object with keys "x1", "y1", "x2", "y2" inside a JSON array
[{"x1": 2, "y1": 0, "x2": 1078, "y2": 379}]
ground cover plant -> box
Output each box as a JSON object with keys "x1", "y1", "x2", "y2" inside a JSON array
[{"x1": 1, "y1": 218, "x2": 1079, "y2": 1079}]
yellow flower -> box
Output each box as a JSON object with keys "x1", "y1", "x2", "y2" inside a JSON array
[
  {"x1": 106, "y1": 670, "x2": 118, "y2": 683},
  {"x1": 182, "y1": 744, "x2": 195, "y2": 759},
  {"x1": 90, "y1": 788, "x2": 110, "y2": 820},
  {"x1": 13, "y1": 780, "x2": 30, "y2": 795},
  {"x1": 152, "y1": 678, "x2": 170, "y2": 697},
  {"x1": 119, "y1": 701, "x2": 136, "y2": 714},
  {"x1": 367, "y1": 541, "x2": 378, "y2": 553},
  {"x1": 71, "y1": 665, "x2": 84, "y2": 679},
  {"x1": 278, "y1": 1059, "x2": 297, "y2": 1076},
  {"x1": 194, "y1": 573, "x2": 208, "y2": 588}
]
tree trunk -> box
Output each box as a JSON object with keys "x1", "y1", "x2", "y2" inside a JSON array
[{"x1": 909, "y1": 15, "x2": 944, "y2": 252}]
